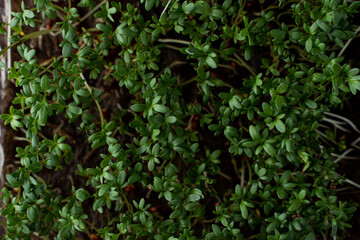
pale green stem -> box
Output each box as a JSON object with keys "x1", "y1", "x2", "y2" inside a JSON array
[
  {"x1": 233, "y1": 52, "x2": 256, "y2": 76},
  {"x1": 344, "y1": 178, "x2": 360, "y2": 189},
  {"x1": 81, "y1": 73, "x2": 105, "y2": 125},
  {"x1": 119, "y1": 190, "x2": 133, "y2": 214},
  {"x1": 158, "y1": 38, "x2": 191, "y2": 45},
  {"x1": 246, "y1": 158, "x2": 252, "y2": 183},
  {"x1": 163, "y1": 44, "x2": 181, "y2": 51},
  {"x1": 78, "y1": 0, "x2": 107, "y2": 25},
  {"x1": 0, "y1": 28, "x2": 59, "y2": 56}
]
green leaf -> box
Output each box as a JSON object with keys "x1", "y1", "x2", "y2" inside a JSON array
[
  {"x1": 211, "y1": 9, "x2": 223, "y2": 19},
  {"x1": 128, "y1": 174, "x2": 140, "y2": 184},
  {"x1": 166, "y1": 116, "x2": 177, "y2": 123},
  {"x1": 10, "y1": 119, "x2": 23, "y2": 130},
  {"x1": 174, "y1": 25, "x2": 184, "y2": 33},
  {"x1": 304, "y1": 99, "x2": 317, "y2": 109},
  {"x1": 23, "y1": 10, "x2": 35, "y2": 18},
  {"x1": 270, "y1": 29, "x2": 285, "y2": 40},
  {"x1": 305, "y1": 38, "x2": 312, "y2": 52},
  {"x1": 298, "y1": 190, "x2": 306, "y2": 200},
  {"x1": 224, "y1": 126, "x2": 238, "y2": 139},
  {"x1": 262, "y1": 102, "x2": 273, "y2": 116},
  {"x1": 305, "y1": 232, "x2": 315, "y2": 240},
  {"x1": 58, "y1": 143, "x2": 71, "y2": 152},
  {"x1": 249, "y1": 125, "x2": 261, "y2": 142},
  {"x1": 38, "y1": 105, "x2": 48, "y2": 125},
  {"x1": 131, "y1": 104, "x2": 147, "y2": 112},
  {"x1": 149, "y1": 115, "x2": 164, "y2": 128},
  {"x1": 266, "y1": 221, "x2": 277, "y2": 233},
  {"x1": 316, "y1": 20, "x2": 331, "y2": 33},
  {"x1": 188, "y1": 194, "x2": 201, "y2": 202},
  {"x1": 62, "y1": 42, "x2": 72, "y2": 57},
  {"x1": 40, "y1": 75, "x2": 50, "y2": 91},
  {"x1": 6, "y1": 173, "x2": 20, "y2": 187},
  {"x1": 153, "y1": 104, "x2": 169, "y2": 113},
  {"x1": 68, "y1": 105, "x2": 82, "y2": 115},
  {"x1": 332, "y1": 30, "x2": 346, "y2": 39},
  {"x1": 274, "y1": 119, "x2": 285, "y2": 133},
  {"x1": 348, "y1": 77, "x2": 360, "y2": 94},
  {"x1": 206, "y1": 55, "x2": 217, "y2": 68},
  {"x1": 277, "y1": 187, "x2": 286, "y2": 199},
  {"x1": 140, "y1": 31, "x2": 149, "y2": 46},
  {"x1": 105, "y1": 121, "x2": 117, "y2": 131},
  {"x1": 212, "y1": 224, "x2": 222, "y2": 236},
  {"x1": 222, "y1": 0, "x2": 232, "y2": 9},
  {"x1": 25, "y1": 49, "x2": 36, "y2": 61},
  {"x1": 183, "y1": 3, "x2": 195, "y2": 14},
  {"x1": 20, "y1": 67, "x2": 30, "y2": 77},
  {"x1": 288, "y1": 200, "x2": 301, "y2": 211},
  {"x1": 240, "y1": 201, "x2": 248, "y2": 219},
  {"x1": 244, "y1": 47, "x2": 252, "y2": 60},
  {"x1": 258, "y1": 168, "x2": 266, "y2": 177},
  {"x1": 75, "y1": 188, "x2": 90, "y2": 202},
  {"x1": 294, "y1": 71, "x2": 304, "y2": 78},
  {"x1": 285, "y1": 139, "x2": 293, "y2": 152},
  {"x1": 27, "y1": 206, "x2": 37, "y2": 223},
  {"x1": 145, "y1": 0, "x2": 155, "y2": 11},
  {"x1": 348, "y1": 1, "x2": 360, "y2": 11},
  {"x1": 263, "y1": 142, "x2": 276, "y2": 157},
  {"x1": 148, "y1": 159, "x2": 155, "y2": 171},
  {"x1": 229, "y1": 96, "x2": 241, "y2": 110},
  {"x1": 153, "y1": 177, "x2": 163, "y2": 191},
  {"x1": 65, "y1": 28, "x2": 76, "y2": 41}
]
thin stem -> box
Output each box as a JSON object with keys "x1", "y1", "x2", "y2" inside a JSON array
[
  {"x1": 321, "y1": 118, "x2": 351, "y2": 133},
  {"x1": 338, "y1": 24, "x2": 360, "y2": 57},
  {"x1": 202, "y1": 217, "x2": 217, "y2": 223},
  {"x1": 36, "y1": 64, "x2": 53, "y2": 74},
  {"x1": 316, "y1": 130, "x2": 337, "y2": 145},
  {"x1": 246, "y1": 158, "x2": 252, "y2": 183},
  {"x1": 231, "y1": 156, "x2": 241, "y2": 180},
  {"x1": 218, "y1": 171, "x2": 232, "y2": 181},
  {"x1": 83, "y1": 219, "x2": 99, "y2": 232},
  {"x1": 82, "y1": 74, "x2": 105, "y2": 125},
  {"x1": 157, "y1": 159, "x2": 168, "y2": 173},
  {"x1": 39, "y1": 56, "x2": 64, "y2": 75},
  {"x1": 217, "y1": 63, "x2": 237, "y2": 74},
  {"x1": 324, "y1": 112, "x2": 360, "y2": 133},
  {"x1": 14, "y1": 137, "x2": 31, "y2": 143},
  {"x1": 119, "y1": 190, "x2": 133, "y2": 214},
  {"x1": 240, "y1": 162, "x2": 245, "y2": 188},
  {"x1": 0, "y1": 28, "x2": 60, "y2": 56},
  {"x1": 276, "y1": 11, "x2": 294, "y2": 20},
  {"x1": 78, "y1": 0, "x2": 107, "y2": 25},
  {"x1": 332, "y1": 152, "x2": 358, "y2": 160},
  {"x1": 180, "y1": 76, "x2": 196, "y2": 86},
  {"x1": 154, "y1": 60, "x2": 186, "y2": 79},
  {"x1": 157, "y1": 38, "x2": 191, "y2": 45},
  {"x1": 51, "y1": 3, "x2": 68, "y2": 14},
  {"x1": 344, "y1": 178, "x2": 360, "y2": 189},
  {"x1": 162, "y1": 44, "x2": 181, "y2": 51},
  {"x1": 333, "y1": 148, "x2": 354, "y2": 163},
  {"x1": 160, "y1": 0, "x2": 172, "y2": 19},
  {"x1": 233, "y1": 53, "x2": 256, "y2": 76}
]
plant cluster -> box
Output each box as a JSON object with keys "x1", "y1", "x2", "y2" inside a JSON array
[{"x1": 0, "y1": 0, "x2": 360, "y2": 239}]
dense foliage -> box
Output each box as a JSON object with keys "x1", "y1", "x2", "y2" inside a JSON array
[{"x1": 1, "y1": 0, "x2": 360, "y2": 239}]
